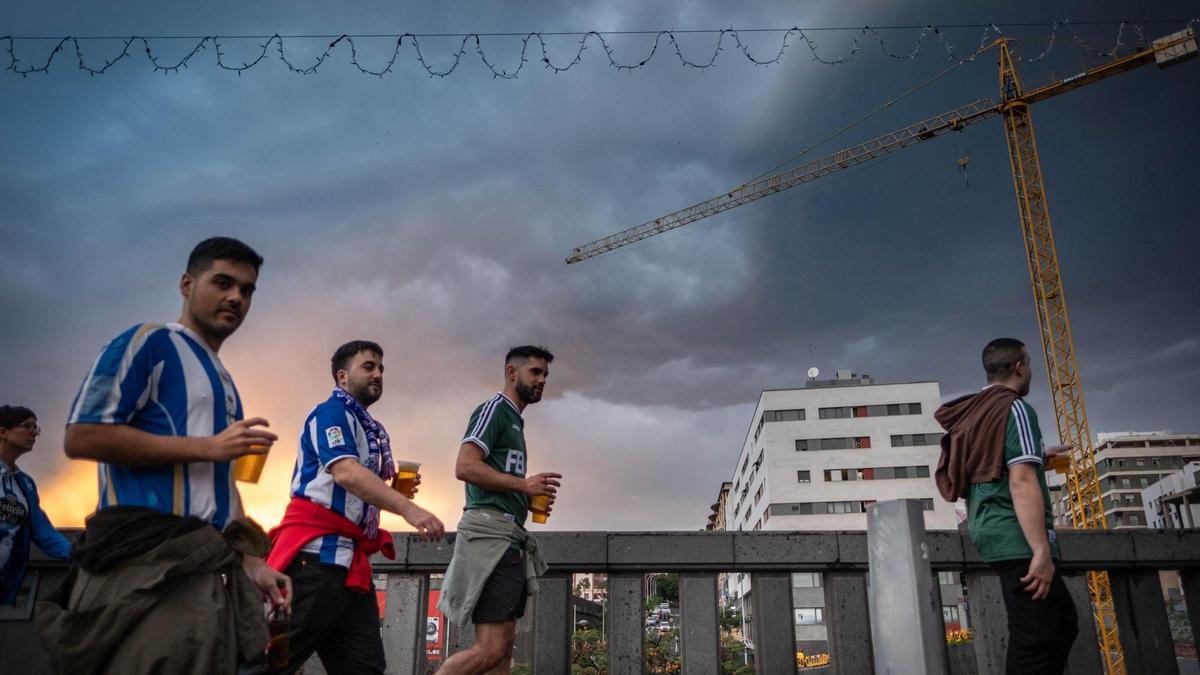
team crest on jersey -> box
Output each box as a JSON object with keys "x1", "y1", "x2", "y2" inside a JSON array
[{"x1": 326, "y1": 426, "x2": 346, "y2": 448}]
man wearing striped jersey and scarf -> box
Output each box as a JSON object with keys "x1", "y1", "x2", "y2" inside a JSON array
[
  {"x1": 935, "y1": 338, "x2": 1078, "y2": 674},
  {"x1": 266, "y1": 340, "x2": 443, "y2": 674}
]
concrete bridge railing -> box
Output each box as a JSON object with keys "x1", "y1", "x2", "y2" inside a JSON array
[
  {"x1": 8, "y1": 500, "x2": 1200, "y2": 674},
  {"x1": 371, "y1": 501, "x2": 1200, "y2": 674}
]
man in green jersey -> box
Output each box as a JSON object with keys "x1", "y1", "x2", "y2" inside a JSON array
[
  {"x1": 438, "y1": 345, "x2": 561, "y2": 675},
  {"x1": 936, "y1": 338, "x2": 1077, "y2": 674}
]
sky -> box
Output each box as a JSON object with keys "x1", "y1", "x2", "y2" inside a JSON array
[{"x1": 2, "y1": 1, "x2": 1197, "y2": 533}]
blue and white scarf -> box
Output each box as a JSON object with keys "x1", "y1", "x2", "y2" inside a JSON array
[{"x1": 333, "y1": 387, "x2": 396, "y2": 538}]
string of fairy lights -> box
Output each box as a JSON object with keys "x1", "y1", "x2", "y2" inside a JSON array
[{"x1": 2, "y1": 19, "x2": 1195, "y2": 79}]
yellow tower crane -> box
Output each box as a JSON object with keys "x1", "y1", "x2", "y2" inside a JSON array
[{"x1": 566, "y1": 27, "x2": 1197, "y2": 674}]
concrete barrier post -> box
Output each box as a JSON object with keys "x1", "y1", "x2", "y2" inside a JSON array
[
  {"x1": 679, "y1": 573, "x2": 720, "y2": 674},
  {"x1": 867, "y1": 499, "x2": 949, "y2": 675}
]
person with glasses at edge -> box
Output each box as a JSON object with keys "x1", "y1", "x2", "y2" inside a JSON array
[{"x1": 0, "y1": 406, "x2": 72, "y2": 607}]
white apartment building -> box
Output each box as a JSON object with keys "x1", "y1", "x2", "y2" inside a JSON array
[
  {"x1": 722, "y1": 372, "x2": 960, "y2": 655},
  {"x1": 1047, "y1": 431, "x2": 1200, "y2": 529},
  {"x1": 725, "y1": 373, "x2": 957, "y2": 534},
  {"x1": 1144, "y1": 461, "x2": 1200, "y2": 529}
]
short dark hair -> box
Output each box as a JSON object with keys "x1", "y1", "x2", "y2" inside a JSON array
[
  {"x1": 0, "y1": 405, "x2": 36, "y2": 429},
  {"x1": 982, "y1": 338, "x2": 1028, "y2": 381},
  {"x1": 331, "y1": 340, "x2": 384, "y2": 383},
  {"x1": 505, "y1": 345, "x2": 554, "y2": 366},
  {"x1": 186, "y1": 237, "x2": 264, "y2": 276}
]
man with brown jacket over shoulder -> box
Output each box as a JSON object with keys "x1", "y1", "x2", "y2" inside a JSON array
[{"x1": 935, "y1": 338, "x2": 1078, "y2": 674}]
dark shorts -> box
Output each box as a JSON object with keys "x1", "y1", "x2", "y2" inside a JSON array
[{"x1": 472, "y1": 547, "x2": 528, "y2": 624}]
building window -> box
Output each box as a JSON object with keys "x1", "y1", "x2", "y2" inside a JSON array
[
  {"x1": 937, "y1": 571, "x2": 959, "y2": 586},
  {"x1": 763, "y1": 408, "x2": 805, "y2": 423},
  {"x1": 916, "y1": 465, "x2": 931, "y2": 478},
  {"x1": 809, "y1": 436, "x2": 871, "y2": 450},
  {"x1": 794, "y1": 607, "x2": 824, "y2": 625},
  {"x1": 797, "y1": 470, "x2": 811, "y2": 483},
  {"x1": 818, "y1": 407, "x2": 852, "y2": 420},
  {"x1": 891, "y1": 433, "x2": 943, "y2": 447},
  {"x1": 793, "y1": 573, "x2": 822, "y2": 588},
  {"x1": 795, "y1": 439, "x2": 809, "y2": 452},
  {"x1": 920, "y1": 498, "x2": 934, "y2": 511},
  {"x1": 942, "y1": 606, "x2": 960, "y2": 624},
  {"x1": 821, "y1": 403, "x2": 922, "y2": 419}
]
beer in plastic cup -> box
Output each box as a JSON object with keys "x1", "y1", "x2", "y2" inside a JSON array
[
  {"x1": 530, "y1": 494, "x2": 551, "y2": 524},
  {"x1": 392, "y1": 460, "x2": 421, "y2": 499},
  {"x1": 1047, "y1": 453, "x2": 1071, "y2": 474},
  {"x1": 267, "y1": 607, "x2": 289, "y2": 667},
  {"x1": 233, "y1": 445, "x2": 269, "y2": 483}
]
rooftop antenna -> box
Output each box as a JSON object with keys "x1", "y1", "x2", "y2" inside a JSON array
[{"x1": 807, "y1": 344, "x2": 819, "y2": 381}]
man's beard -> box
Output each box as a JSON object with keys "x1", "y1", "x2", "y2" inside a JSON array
[
  {"x1": 192, "y1": 309, "x2": 240, "y2": 341},
  {"x1": 349, "y1": 381, "x2": 382, "y2": 406},
  {"x1": 515, "y1": 379, "x2": 542, "y2": 405}
]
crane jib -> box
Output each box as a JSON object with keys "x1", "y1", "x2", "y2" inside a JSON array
[
  {"x1": 565, "y1": 27, "x2": 1196, "y2": 265},
  {"x1": 565, "y1": 98, "x2": 1001, "y2": 263}
]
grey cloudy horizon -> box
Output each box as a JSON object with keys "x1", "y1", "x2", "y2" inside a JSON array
[{"x1": 2, "y1": 0, "x2": 1197, "y2": 531}]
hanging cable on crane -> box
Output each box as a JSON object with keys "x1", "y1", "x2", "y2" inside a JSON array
[{"x1": 954, "y1": 130, "x2": 971, "y2": 187}]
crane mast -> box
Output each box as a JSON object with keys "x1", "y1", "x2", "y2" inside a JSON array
[
  {"x1": 567, "y1": 26, "x2": 1197, "y2": 673},
  {"x1": 996, "y1": 37, "x2": 1122, "y2": 674}
]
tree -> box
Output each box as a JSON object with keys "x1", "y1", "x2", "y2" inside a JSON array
[
  {"x1": 719, "y1": 606, "x2": 743, "y2": 633},
  {"x1": 719, "y1": 635, "x2": 755, "y2": 675},
  {"x1": 646, "y1": 595, "x2": 664, "y2": 613},
  {"x1": 657, "y1": 574, "x2": 679, "y2": 604},
  {"x1": 571, "y1": 628, "x2": 608, "y2": 674},
  {"x1": 645, "y1": 627, "x2": 681, "y2": 674}
]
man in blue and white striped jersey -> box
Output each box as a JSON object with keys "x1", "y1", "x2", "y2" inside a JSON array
[
  {"x1": 46, "y1": 237, "x2": 290, "y2": 672},
  {"x1": 267, "y1": 339, "x2": 443, "y2": 674}
]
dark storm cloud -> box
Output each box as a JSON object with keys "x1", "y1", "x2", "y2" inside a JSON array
[{"x1": 2, "y1": 0, "x2": 1197, "y2": 529}]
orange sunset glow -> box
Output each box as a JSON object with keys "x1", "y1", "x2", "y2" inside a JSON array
[{"x1": 35, "y1": 310, "x2": 497, "y2": 533}]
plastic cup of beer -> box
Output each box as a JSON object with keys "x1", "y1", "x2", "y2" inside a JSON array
[
  {"x1": 392, "y1": 460, "x2": 420, "y2": 499},
  {"x1": 233, "y1": 445, "x2": 270, "y2": 483},
  {"x1": 1047, "y1": 453, "x2": 1071, "y2": 474},
  {"x1": 530, "y1": 494, "x2": 551, "y2": 524}
]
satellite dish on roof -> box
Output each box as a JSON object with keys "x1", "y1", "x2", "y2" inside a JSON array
[{"x1": 807, "y1": 367, "x2": 820, "y2": 380}]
